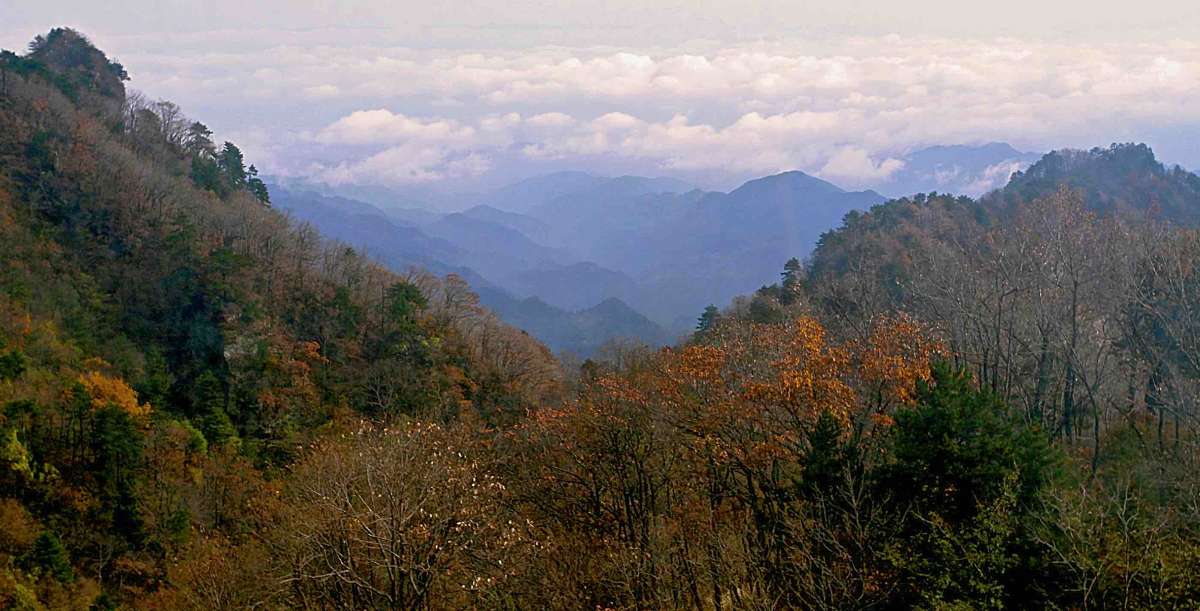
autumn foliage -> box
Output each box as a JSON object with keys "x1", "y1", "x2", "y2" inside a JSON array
[{"x1": 4, "y1": 28, "x2": 1200, "y2": 611}]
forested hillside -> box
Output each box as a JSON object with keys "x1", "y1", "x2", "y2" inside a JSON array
[
  {"x1": 731, "y1": 142, "x2": 1200, "y2": 607},
  {"x1": 3, "y1": 28, "x2": 1200, "y2": 611},
  {"x1": 0, "y1": 29, "x2": 561, "y2": 608}
]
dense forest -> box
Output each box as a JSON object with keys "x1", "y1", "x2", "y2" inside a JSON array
[{"x1": 2, "y1": 29, "x2": 1199, "y2": 610}]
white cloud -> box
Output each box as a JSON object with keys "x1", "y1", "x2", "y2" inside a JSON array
[
  {"x1": 819, "y1": 148, "x2": 905, "y2": 186},
  {"x1": 314, "y1": 143, "x2": 492, "y2": 186},
  {"x1": 525, "y1": 112, "x2": 575, "y2": 128},
  {"x1": 962, "y1": 160, "x2": 1028, "y2": 196},
  {"x1": 97, "y1": 28, "x2": 1200, "y2": 184},
  {"x1": 314, "y1": 109, "x2": 475, "y2": 146},
  {"x1": 302, "y1": 84, "x2": 340, "y2": 98}
]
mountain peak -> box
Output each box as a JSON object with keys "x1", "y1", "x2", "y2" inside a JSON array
[
  {"x1": 995, "y1": 142, "x2": 1200, "y2": 224},
  {"x1": 729, "y1": 171, "x2": 846, "y2": 200},
  {"x1": 1019, "y1": 143, "x2": 1163, "y2": 181}
]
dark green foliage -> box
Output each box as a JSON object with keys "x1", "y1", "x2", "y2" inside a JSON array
[
  {"x1": 193, "y1": 371, "x2": 236, "y2": 447},
  {"x1": 132, "y1": 349, "x2": 172, "y2": 411},
  {"x1": 183, "y1": 121, "x2": 215, "y2": 158},
  {"x1": 694, "y1": 304, "x2": 719, "y2": 336},
  {"x1": 881, "y1": 365, "x2": 1060, "y2": 608},
  {"x1": 91, "y1": 592, "x2": 118, "y2": 611},
  {"x1": 386, "y1": 281, "x2": 427, "y2": 326},
  {"x1": 22, "y1": 531, "x2": 74, "y2": 582},
  {"x1": 190, "y1": 141, "x2": 267, "y2": 202},
  {"x1": 747, "y1": 293, "x2": 785, "y2": 324},
  {"x1": 217, "y1": 141, "x2": 246, "y2": 190},
  {"x1": 886, "y1": 364, "x2": 1056, "y2": 522},
  {"x1": 800, "y1": 410, "x2": 848, "y2": 495},
  {"x1": 780, "y1": 257, "x2": 802, "y2": 305},
  {"x1": 92, "y1": 406, "x2": 146, "y2": 545},
  {"x1": 18, "y1": 28, "x2": 127, "y2": 105},
  {"x1": 247, "y1": 164, "x2": 270, "y2": 204},
  {"x1": 998, "y1": 143, "x2": 1200, "y2": 224},
  {"x1": 380, "y1": 282, "x2": 428, "y2": 356},
  {"x1": 807, "y1": 192, "x2": 988, "y2": 289},
  {"x1": 189, "y1": 155, "x2": 225, "y2": 196},
  {"x1": 0, "y1": 348, "x2": 27, "y2": 381}
]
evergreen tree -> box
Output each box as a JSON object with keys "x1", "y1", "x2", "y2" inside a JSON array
[
  {"x1": 246, "y1": 164, "x2": 270, "y2": 204},
  {"x1": 193, "y1": 371, "x2": 236, "y2": 447},
  {"x1": 92, "y1": 406, "x2": 146, "y2": 545},
  {"x1": 217, "y1": 141, "x2": 246, "y2": 190},
  {"x1": 695, "y1": 304, "x2": 720, "y2": 334},
  {"x1": 183, "y1": 121, "x2": 215, "y2": 158},
  {"x1": 780, "y1": 257, "x2": 802, "y2": 305},
  {"x1": 886, "y1": 364, "x2": 1056, "y2": 521},
  {"x1": 190, "y1": 155, "x2": 225, "y2": 196},
  {"x1": 23, "y1": 532, "x2": 74, "y2": 582},
  {"x1": 0, "y1": 347, "x2": 27, "y2": 380},
  {"x1": 881, "y1": 364, "x2": 1060, "y2": 608}
]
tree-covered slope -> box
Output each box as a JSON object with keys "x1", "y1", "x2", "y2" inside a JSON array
[
  {"x1": 0, "y1": 28, "x2": 560, "y2": 607},
  {"x1": 990, "y1": 142, "x2": 1200, "y2": 222}
]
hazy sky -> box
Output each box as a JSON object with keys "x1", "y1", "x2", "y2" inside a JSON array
[{"x1": 4, "y1": 1, "x2": 1199, "y2": 190}]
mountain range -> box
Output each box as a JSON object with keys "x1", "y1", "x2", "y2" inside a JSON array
[{"x1": 271, "y1": 142, "x2": 1043, "y2": 354}]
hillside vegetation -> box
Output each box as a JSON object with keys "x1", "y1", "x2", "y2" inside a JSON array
[
  {"x1": 0, "y1": 29, "x2": 561, "y2": 608},
  {"x1": 2, "y1": 29, "x2": 1200, "y2": 610}
]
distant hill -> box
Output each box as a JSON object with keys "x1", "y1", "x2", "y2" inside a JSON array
[
  {"x1": 506, "y1": 262, "x2": 643, "y2": 312},
  {"x1": 874, "y1": 142, "x2": 1041, "y2": 198},
  {"x1": 514, "y1": 170, "x2": 886, "y2": 329},
  {"x1": 459, "y1": 204, "x2": 553, "y2": 244},
  {"x1": 476, "y1": 291, "x2": 676, "y2": 357},
  {"x1": 270, "y1": 186, "x2": 468, "y2": 274},
  {"x1": 488, "y1": 171, "x2": 694, "y2": 214},
  {"x1": 281, "y1": 168, "x2": 887, "y2": 337},
  {"x1": 807, "y1": 143, "x2": 1200, "y2": 292},
  {"x1": 990, "y1": 143, "x2": 1200, "y2": 223},
  {"x1": 423, "y1": 211, "x2": 570, "y2": 281},
  {"x1": 270, "y1": 185, "x2": 670, "y2": 355}
]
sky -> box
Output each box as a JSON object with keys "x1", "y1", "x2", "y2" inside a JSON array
[{"x1": 3, "y1": 1, "x2": 1200, "y2": 192}]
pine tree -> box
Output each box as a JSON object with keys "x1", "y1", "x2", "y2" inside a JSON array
[
  {"x1": 246, "y1": 164, "x2": 271, "y2": 204},
  {"x1": 23, "y1": 531, "x2": 74, "y2": 582},
  {"x1": 780, "y1": 257, "x2": 802, "y2": 305},
  {"x1": 695, "y1": 304, "x2": 720, "y2": 334},
  {"x1": 217, "y1": 141, "x2": 246, "y2": 190},
  {"x1": 194, "y1": 371, "x2": 237, "y2": 447}
]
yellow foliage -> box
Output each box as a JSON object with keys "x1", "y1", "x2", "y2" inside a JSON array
[{"x1": 77, "y1": 371, "x2": 151, "y2": 419}]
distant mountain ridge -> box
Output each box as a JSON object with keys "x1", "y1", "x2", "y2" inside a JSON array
[
  {"x1": 270, "y1": 184, "x2": 671, "y2": 355},
  {"x1": 875, "y1": 142, "x2": 1041, "y2": 198},
  {"x1": 277, "y1": 168, "x2": 890, "y2": 341},
  {"x1": 486, "y1": 171, "x2": 695, "y2": 214},
  {"x1": 518, "y1": 170, "x2": 886, "y2": 328},
  {"x1": 276, "y1": 144, "x2": 1050, "y2": 345},
  {"x1": 993, "y1": 143, "x2": 1200, "y2": 223}
]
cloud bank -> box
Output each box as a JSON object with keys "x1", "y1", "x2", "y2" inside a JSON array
[{"x1": 16, "y1": 27, "x2": 1195, "y2": 189}]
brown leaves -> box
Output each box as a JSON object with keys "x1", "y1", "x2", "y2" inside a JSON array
[{"x1": 852, "y1": 313, "x2": 945, "y2": 412}]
